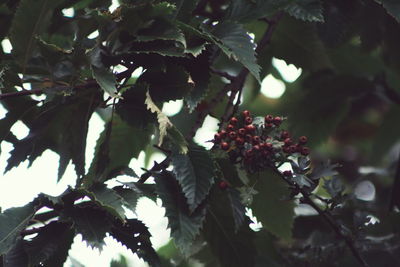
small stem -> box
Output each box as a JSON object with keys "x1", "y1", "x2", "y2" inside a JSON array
[
  {"x1": 137, "y1": 156, "x2": 171, "y2": 184},
  {"x1": 271, "y1": 167, "x2": 370, "y2": 267}
]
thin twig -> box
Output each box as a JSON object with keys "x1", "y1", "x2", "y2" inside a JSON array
[
  {"x1": 137, "y1": 156, "x2": 171, "y2": 184},
  {"x1": 210, "y1": 67, "x2": 236, "y2": 81},
  {"x1": 270, "y1": 167, "x2": 370, "y2": 267}
]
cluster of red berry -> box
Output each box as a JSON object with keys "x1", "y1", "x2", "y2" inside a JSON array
[{"x1": 213, "y1": 110, "x2": 310, "y2": 173}]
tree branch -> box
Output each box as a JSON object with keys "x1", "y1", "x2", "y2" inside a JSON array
[
  {"x1": 188, "y1": 13, "x2": 283, "y2": 139},
  {"x1": 271, "y1": 167, "x2": 370, "y2": 267}
]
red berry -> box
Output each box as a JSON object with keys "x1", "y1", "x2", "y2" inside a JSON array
[
  {"x1": 238, "y1": 128, "x2": 246, "y2": 136},
  {"x1": 245, "y1": 134, "x2": 253, "y2": 142},
  {"x1": 264, "y1": 115, "x2": 274, "y2": 123},
  {"x1": 282, "y1": 170, "x2": 292, "y2": 177},
  {"x1": 221, "y1": 142, "x2": 229, "y2": 150},
  {"x1": 253, "y1": 145, "x2": 260, "y2": 151},
  {"x1": 284, "y1": 138, "x2": 292, "y2": 146},
  {"x1": 245, "y1": 149, "x2": 254, "y2": 158},
  {"x1": 252, "y1": 136, "x2": 261, "y2": 145},
  {"x1": 283, "y1": 146, "x2": 291, "y2": 153},
  {"x1": 220, "y1": 130, "x2": 227, "y2": 138},
  {"x1": 273, "y1": 116, "x2": 282, "y2": 126},
  {"x1": 227, "y1": 124, "x2": 235, "y2": 132},
  {"x1": 301, "y1": 147, "x2": 310, "y2": 156},
  {"x1": 230, "y1": 117, "x2": 238, "y2": 125},
  {"x1": 242, "y1": 110, "x2": 250, "y2": 117},
  {"x1": 229, "y1": 131, "x2": 237, "y2": 140},
  {"x1": 295, "y1": 144, "x2": 303, "y2": 153},
  {"x1": 214, "y1": 133, "x2": 221, "y2": 143},
  {"x1": 299, "y1": 136, "x2": 308, "y2": 144},
  {"x1": 245, "y1": 124, "x2": 256, "y2": 133},
  {"x1": 265, "y1": 142, "x2": 273, "y2": 151},
  {"x1": 265, "y1": 123, "x2": 274, "y2": 128},
  {"x1": 262, "y1": 150, "x2": 270, "y2": 157},
  {"x1": 289, "y1": 145, "x2": 297, "y2": 153},
  {"x1": 244, "y1": 116, "x2": 253, "y2": 125},
  {"x1": 280, "y1": 131, "x2": 290, "y2": 140},
  {"x1": 219, "y1": 181, "x2": 229, "y2": 190},
  {"x1": 235, "y1": 137, "x2": 244, "y2": 146}
]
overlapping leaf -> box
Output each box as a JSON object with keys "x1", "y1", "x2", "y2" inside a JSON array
[
  {"x1": 0, "y1": 202, "x2": 36, "y2": 255},
  {"x1": 154, "y1": 171, "x2": 206, "y2": 255},
  {"x1": 171, "y1": 143, "x2": 215, "y2": 212},
  {"x1": 285, "y1": 0, "x2": 324, "y2": 22},
  {"x1": 249, "y1": 170, "x2": 295, "y2": 240}
]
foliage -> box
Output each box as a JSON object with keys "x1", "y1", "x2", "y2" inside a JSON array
[{"x1": 1, "y1": 0, "x2": 400, "y2": 266}]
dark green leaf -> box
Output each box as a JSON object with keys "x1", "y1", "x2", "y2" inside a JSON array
[
  {"x1": 92, "y1": 65, "x2": 117, "y2": 97},
  {"x1": 227, "y1": 188, "x2": 246, "y2": 233},
  {"x1": 0, "y1": 202, "x2": 36, "y2": 255},
  {"x1": 226, "y1": 0, "x2": 293, "y2": 23},
  {"x1": 249, "y1": 170, "x2": 295, "y2": 240},
  {"x1": 154, "y1": 171, "x2": 206, "y2": 255},
  {"x1": 171, "y1": 143, "x2": 215, "y2": 212},
  {"x1": 323, "y1": 177, "x2": 344, "y2": 199},
  {"x1": 25, "y1": 221, "x2": 75, "y2": 267},
  {"x1": 110, "y1": 255, "x2": 129, "y2": 267},
  {"x1": 113, "y1": 186, "x2": 140, "y2": 213},
  {"x1": 110, "y1": 219, "x2": 160, "y2": 267},
  {"x1": 84, "y1": 114, "x2": 152, "y2": 186},
  {"x1": 61, "y1": 205, "x2": 111, "y2": 249},
  {"x1": 285, "y1": 0, "x2": 324, "y2": 22},
  {"x1": 88, "y1": 183, "x2": 126, "y2": 220},
  {"x1": 203, "y1": 187, "x2": 256, "y2": 267},
  {"x1": 203, "y1": 21, "x2": 261, "y2": 82},
  {"x1": 309, "y1": 161, "x2": 339, "y2": 180},
  {"x1": 9, "y1": 0, "x2": 63, "y2": 69},
  {"x1": 2, "y1": 239, "x2": 28, "y2": 267}
]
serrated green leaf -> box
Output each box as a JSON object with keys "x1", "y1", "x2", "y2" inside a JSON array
[
  {"x1": 154, "y1": 171, "x2": 206, "y2": 256},
  {"x1": 84, "y1": 114, "x2": 152, "y2": 186},
  {"x1": 25, "y1": 221, "x2": 75, "y2": 266},
  {"x1": 92, "y1": 65, "x2": 118, "y2": 98},
  {"x1": 9, "y1": 0, "x2": 63, "y2": 70},
  {"x1": 249, "y1": 170, "x2": 295, "y2": 240},
  {"x1": 203, "y1": 21, "x2": 261, "y2": 82},
  {"x1": 227, "y1": 188, "x2": 246, "y2": 233},
  {"x1": 171, "y1": 143, "x2": 215, "y2": 212},
  {"x1": 113, "y1": 186, "x2": 140, "y2": 213},
  {"x1": 61, "y1": 206, "x2": 111, "y2": 249},
  {"x1": 0, "y1": 202, "x2": 36, "y2": 255},
  {"x1": 203, "y1": 187, "x2": 256, "y2": 267},
  {"x1": 285, "y1": 0, "x2": 324, "y2": 22},
  {"x1": 110, "y1": 219, "x2": 160, "y2": 267},
  {"x1": 88, "y1": 183, "x2": 126, "y2": 220}
]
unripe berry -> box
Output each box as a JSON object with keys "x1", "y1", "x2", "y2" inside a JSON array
[
  {"x1": 219, "y1": 181, "x2": 229, "y2": 190},
  {"x1": 242, "y1": 110, "x2": 250, "y2": 117},
  {"x1": 235, "y1": 137, "x2": 244, "y2": 146},
  {"x1": 299, "y1": 136, "x2": 308, "y2": 144},
  {"x1": 230, "y1": 117, "x2": 238, "y2": 125},
  {"x1": 238, "y1": 128, "x2": 246, "y2": 136},
  {"x1": 273, "y1": 116, "x2": 282, "y2": 126},
  {"x1": 265, "y1": 115, "x2": 274, "y2": 123},
  {"x1": 301, "y1": 147, "x2": 310, "y2": 156},
  {"x1": 229, "y1": 131, "x2": 237, "y2": 140},
  {"x1": 227, "y1": 124, "x2": 235, "y2": 132},
  {"x1": 244, "y1": 116, "x2": 253, "y2": 125},
  {"x1": 221, "y1": 142, "x2": 229, "y2": 150},
  {"x1": 282, "y1": 170, "x2": 292, "y2": 177},
  {"x1": 245, "y1": 124, "x2": 256, "y2": 133}
]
